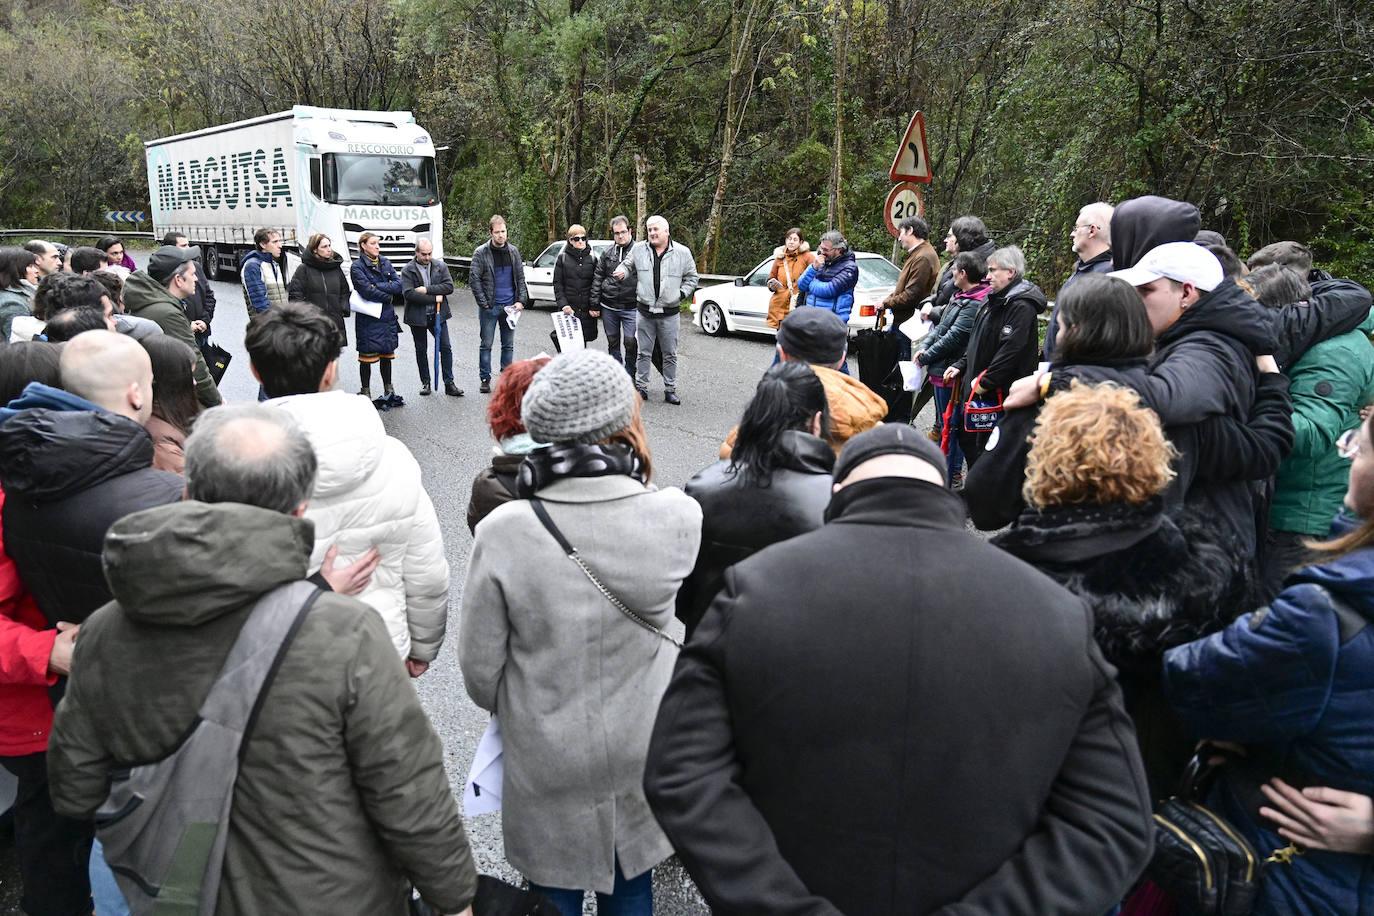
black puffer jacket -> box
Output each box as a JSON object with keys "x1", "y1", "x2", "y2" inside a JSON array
[
  {"x1": 993, "y1": 500, "x2": 1236, "y2": 798},
  {"x1": 677, "y1": 430, "x2": 834, "y2": 638},
  {"x1": 554, "y1": 244, "x2": 599, "y2": 341},
  {"x1": 0, "y1": 384, "x2": 182, "y2": 631},
  {"x1": 591, "y1": 242, "x2": 637, "y2": 311},
  {"x1": 287, "y1": 249, "x2": 351, "y2": 344},
  {"x1": 953, "y1": 276, "x2": 1047, "y2": 397}
]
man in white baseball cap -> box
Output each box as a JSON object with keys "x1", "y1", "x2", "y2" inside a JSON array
[{"x1": 1110, "y1": 241, "x2": 1225, "y2": 335}]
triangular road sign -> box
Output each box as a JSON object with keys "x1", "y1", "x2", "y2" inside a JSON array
[{"x1": 889, "y1": 111, "x2": 932, "y2": 184}]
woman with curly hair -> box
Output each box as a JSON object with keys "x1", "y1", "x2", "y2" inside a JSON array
[
  {"x1": 465, "y1": 355, "x2": 551, "y2": 532},
  {"x1": 992, "y1": 381, "x2": 1234, "y2": 799}
]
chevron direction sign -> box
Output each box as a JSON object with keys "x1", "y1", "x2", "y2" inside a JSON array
[{"x1": 105, "y1": 211, "x2": 148, "y2": 223}]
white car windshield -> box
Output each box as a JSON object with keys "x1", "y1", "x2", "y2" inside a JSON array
[{"x1": 856, "y1": 257, "x2": 901, "y2": 289}]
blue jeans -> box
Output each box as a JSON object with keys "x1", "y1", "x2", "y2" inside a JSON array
[
  {"x1": 90, "y1": 839, "x2": 130, "y2": 916},
  {"x1": 529, "y1": 862, "x2": 653, "y2": 916},
  {"x1": 478, "y1": 305, "x2": 516, "y2": 381},
  {"x1": 932, "y1": 384, "x2": 965, "y2": 481},
  {"x1": 601, "y1": 307, "x2": 638, "y2": 375}
]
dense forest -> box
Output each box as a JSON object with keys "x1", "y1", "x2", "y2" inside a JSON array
[{"x1": 0, "y1": 0, "x2": 1370, "y2": 286}]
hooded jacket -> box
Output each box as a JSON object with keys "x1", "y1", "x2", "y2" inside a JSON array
[
  {"x1": 287, "y1": 248, "x2": 350, "y2": 341},
  {"x1": 718, "y1": 364, "x2": 887, "y2": 459},
  {"x1": 797, "y1": 250, "x2": 859, "y2": 321},
  {"x1": 954, "y1": 275, "x2": 1048, "y2": 396},
  {"x1": 679, "y1": 430, "x2": 834, "y2": 637},
  {"x1": 767, "y1": 243, "x2": 815, "y2": 328},
  {"x1": 0, "y1": 383, "x2": 183, "y2": 631},
  {"x1": 1109, "y1": 196, "x2": 1202, "y2": 270},
  {"x1": 1271, "y1": 306, "x2": 1374, "y2": 535},
  {"x1": 644, "y1": 477, "x2": 1153, "y2": 915},
  {"x1": 46, "y1": 501, "x2": 477, "y2": 915},
  {"x1": 460, "y1": 474, "x2": 701, "y2": 893},
  {"x1": 123, "y1": 270, "x2": 222, "y2": 407},
  {"x1": 270, "y1": 390, "x2": 449, "y2": 662},
  {"x1": 239, "y1": 248, "x2": 286, "y2": 315},
  {"x1": 994, "y1": 500, "x2": 1237, "y2": 797},
  {"x1": 1164, "y1": 545, "x2": 1374, "y2": 915}
]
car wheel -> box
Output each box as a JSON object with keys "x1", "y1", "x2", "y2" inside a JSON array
[{"x1": 700, "y1": 301, "x2": 728, "y2": 337}]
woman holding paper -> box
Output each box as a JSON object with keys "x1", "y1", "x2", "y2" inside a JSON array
[
  {"x1": 351, "y1": 231, "x2": 403, "y2": 403},
  {"x1": 765, "y1": 228, "x2": 814, "y2": 329}
]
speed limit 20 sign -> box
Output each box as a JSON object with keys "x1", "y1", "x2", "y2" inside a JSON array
[{"x1": 884, "y1": 182, "x2": 925, "y2": 238}]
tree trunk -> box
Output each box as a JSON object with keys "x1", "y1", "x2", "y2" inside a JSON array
[
  {"x1": 827, "y1": 0, "x2": 851, "y2": 232},
  {"x1": 634, "y1": 152, "x2": 649, "y2": 241}
]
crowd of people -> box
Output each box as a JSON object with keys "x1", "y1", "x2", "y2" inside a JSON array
[{"x1": 0, "y1": 191, "x2": 1372, "y2": 916}]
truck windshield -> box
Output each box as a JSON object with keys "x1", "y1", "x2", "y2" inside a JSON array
[{"x1": 324, "y1": 154, "x2": 439, "y2": 206}]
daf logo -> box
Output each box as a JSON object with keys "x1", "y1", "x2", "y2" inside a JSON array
[{"x1": 374, "y1": 234, "x2": 406, "y2": 242}]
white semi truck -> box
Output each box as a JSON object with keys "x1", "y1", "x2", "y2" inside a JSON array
[{"x1": 144, "y1": 105, "x2": 443, "y2": 279}]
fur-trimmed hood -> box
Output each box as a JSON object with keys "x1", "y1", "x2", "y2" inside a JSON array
[
  {"x1": 994, "y1": 500, "x2": 1240, "y2": 673},
  {"x1": 773, "y1": 241, "x2": 812, "y2": 259}
]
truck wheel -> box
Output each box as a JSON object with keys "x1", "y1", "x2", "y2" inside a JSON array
[{"x1": 204, "y1": 245, "x2": 223, "y2": 280}]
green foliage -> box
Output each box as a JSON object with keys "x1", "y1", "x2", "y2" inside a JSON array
[{"x1": 0, "y1": 0, "x2": 1369, "y2": 287}]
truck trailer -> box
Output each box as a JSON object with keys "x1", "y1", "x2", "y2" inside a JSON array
[{"x1": 144, "y1": 105, "x2": 443, "y2": 279}]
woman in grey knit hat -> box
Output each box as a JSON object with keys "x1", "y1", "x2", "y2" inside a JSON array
[{"x1": 459, "y1": 349, "x2": 702, "y2": 915}]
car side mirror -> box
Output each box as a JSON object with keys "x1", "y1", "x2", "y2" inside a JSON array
[{"x1": 733, "y1": 277, "x2": 745, "y2": 287}]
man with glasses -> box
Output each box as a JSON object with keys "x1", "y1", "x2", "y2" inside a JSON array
[
  {"x1": 1044, "y1": 201, "x2": 1114, "y2": 361},
  {"x1": 591, "y1": 216, "x2": 640, "y2": 373}
]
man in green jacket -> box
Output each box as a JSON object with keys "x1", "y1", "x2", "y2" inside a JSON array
[
  {"x1": 47, "y1": 405, "x2": 476, "y2": 916},
  {"x1": 122, "y1": 245, "x2": 222, "y2": 407},
  {"x1": 1267, "y1": 282, "x2": 1374, "y2": 596}
]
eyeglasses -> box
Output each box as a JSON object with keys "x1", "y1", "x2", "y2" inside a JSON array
[
  {"x1": 1072, "y1": 223, "x2": 1095, "y2": 233},
  {"x1": 569, "y1": 236, "x2": 586, "y2": 242},
  {"x1": 1338, "y1": 428, "x2": 1363, "y2": 460}
]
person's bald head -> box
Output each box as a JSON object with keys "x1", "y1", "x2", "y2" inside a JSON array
[
  {"x1": 58, "y1": 330, "x2": 153, "y2": 425},
  {"x1": 184, "y1": 406, "x2": 318, "y2": 515}
]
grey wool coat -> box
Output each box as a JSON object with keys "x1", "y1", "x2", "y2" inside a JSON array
[{"x1": 459, "y1": 474, "x2": 702, "y2": 892}]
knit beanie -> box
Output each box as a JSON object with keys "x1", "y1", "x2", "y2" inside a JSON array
[{"x1": 522, "y1": 349, "x2": 638, "y2": 445}]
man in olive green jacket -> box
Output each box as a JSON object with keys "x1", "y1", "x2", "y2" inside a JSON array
[
  {"x1": 122, "y1": 245, "x2": 222, "y2": 407},
  {"x1": 47, "y1": 406, "x2": 475, "y2": 916}
]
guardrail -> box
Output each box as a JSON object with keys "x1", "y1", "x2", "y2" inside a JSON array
[
  {"x1": 0, "y1": 229, "x2": 156, "y2": 241},
  {"x1": 0, "y1": 228, "x2": 744, "y2": 286}
]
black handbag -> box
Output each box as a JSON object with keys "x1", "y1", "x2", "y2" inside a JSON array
[
  {"x1": 410, "y1": 875, "x2": 558, "y2": 915},
  {"x1": 199, "y1": 339, "x2": 232, "y2": 384},
  {"x1": 1146, "y1": 748, "x2": 1271, "y2": 916}
]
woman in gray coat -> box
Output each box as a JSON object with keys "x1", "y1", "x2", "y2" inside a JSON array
[{"x1": 459, "y1": 350, "x2": 701, "y2": 916}]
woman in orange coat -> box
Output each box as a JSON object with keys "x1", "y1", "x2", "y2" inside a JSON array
[{"x1": 766, "y1": 228, "x2": 814, "y2": 329}]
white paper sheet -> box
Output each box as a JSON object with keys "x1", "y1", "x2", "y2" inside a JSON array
[
  {"x1": 898, "y1": 360, "x2": 927, "y2": 392},
  {"x1": 897, "y1": 315, "x2": 932, "y2": 343},
  {"x1": 463, "y1": 716, "x2": 504, "y2": 816},
  {"x1": 552, "y1": 312, "x2": 586, "y2": 351}
]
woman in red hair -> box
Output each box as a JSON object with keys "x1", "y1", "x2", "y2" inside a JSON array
[{"x1": 466, "y1": 356, "x2": 551, "y2": 532}]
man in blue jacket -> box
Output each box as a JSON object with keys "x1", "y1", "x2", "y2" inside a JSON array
[{"x1": 798, "y1": 231, "x2": 859, "y2": 323}]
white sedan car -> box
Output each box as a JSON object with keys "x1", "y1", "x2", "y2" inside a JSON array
[
  {"x1": 525, "y1": 239, "x2": 614, "y2": 306},
  {"x1": 691, "y1": 252, "x2": 902, "y2": 337}
]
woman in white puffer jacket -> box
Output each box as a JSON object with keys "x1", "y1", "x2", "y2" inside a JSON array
[{"x1": 273, "y1": 388, "x2": 449, "y2": 668}]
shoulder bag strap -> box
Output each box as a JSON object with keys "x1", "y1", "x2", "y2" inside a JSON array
[{"x1": 529, "y1": 499, "x2": 681, "y2": 648}]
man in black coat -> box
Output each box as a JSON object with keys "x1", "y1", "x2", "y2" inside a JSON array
[
  {"x1": 1043, "y1": 201, "x2": 1114, "y2": 362},
  {"x1": 644, "y1": 425, "x2": 1154, "y2": 916},
  {"x1": 591, "y1": 216, "x2": 639, "y2": 372},
  {"x1": 400, "y1": 239, "x2": 462, "y2": 397},
  {"x1": 0, "y1": 330, "x2": 183, "y2": 640}
]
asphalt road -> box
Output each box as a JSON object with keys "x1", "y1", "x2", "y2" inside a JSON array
[
  {"x1": 0, "y1": 257, "x2": 947, "y2": 913},
  {"x1": 4, "y1": 257, "x2": 948, "y2": 915}
]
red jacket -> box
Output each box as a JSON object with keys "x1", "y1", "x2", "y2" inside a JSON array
[{"x1": 0, "y1": 486, "x2": 56, "y2": 756}]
